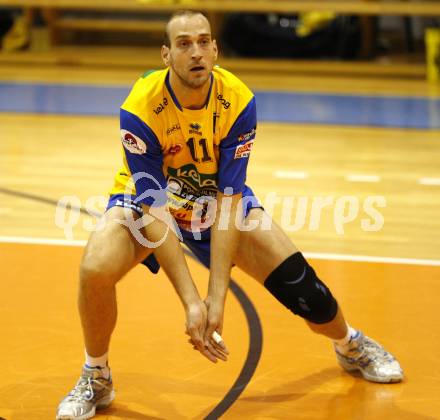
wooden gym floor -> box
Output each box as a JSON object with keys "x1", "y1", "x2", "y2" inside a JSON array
[{"x1": 1, "y1": 60, "x2": 440, "y2": 419}]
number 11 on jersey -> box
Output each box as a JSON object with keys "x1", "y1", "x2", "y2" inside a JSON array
[{"x1": 186, "y1": 137, "x2": 212, "y2": 163}]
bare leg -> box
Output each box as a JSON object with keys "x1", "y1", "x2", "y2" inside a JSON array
[
  {"x1": 305, "y1": 307, "x2": 347, "y2": 340},
  {"x1": 78, "y1": 207, "x2": 152, "y2": 356},
  {"x1": 234, "y1": 208, "x2": 347, "y2": 340},
  {"x1": 233, "y1": 208, "x2": 404, "y2": 383}
]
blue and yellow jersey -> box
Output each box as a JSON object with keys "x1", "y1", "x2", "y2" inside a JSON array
[{"x1": 111, "y1": 66, "x2": 256, "y2": 231}]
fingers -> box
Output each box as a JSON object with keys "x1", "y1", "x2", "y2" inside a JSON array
[
  {"x1": 187, "y1": 325, "x2": 205, "y2": 353},
  {"x1": 186, "y1": 325, "x2": 219, "y2": 363},
  {"x1": 201, "y1": 346, "x2": 220, "y2": 363},
  {"x1": 205, "y1": 340, "x2": 228, "y2": 361},
  {"x1": 187, "y1": 336, "x2": 228, "y2": 362},
  {"x1": 203, "y1": 323, "x2": 217, "y2": 348},
  {"x1": 203, "y1": 325, "x2": 228, "y2": 354},
  {"x1": 204, "y1": 330, "x2": 228, "y2": 361},
  {"x1": 188, "y1": 338, "x2": 219, "y2": 363},
  {"x1": 185, "y1": 310, "x2": 229, "y2": 363},
  {"x1": 211, "y1": 331, "x2": 229, "y2": 355}
]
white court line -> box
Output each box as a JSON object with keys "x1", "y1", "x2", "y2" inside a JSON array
[
  {"x1": 304, "y1": 252, "x2": 440, "y2": 267},
  {"x1": 345, "y1": 174, "x2": 381, "y2": 183},
  {"x1": 419, "y1": 177, "x2": 440, "y2": 186},
  {"x1": 1, "y1": 235, "x2": 440, "y2": 267},
  {"x1": 273, "y1": 171, "x2": 309, "y2": 180},
  {"x1": 0, "y1": 236, "x2": 86, "y2": 247}
]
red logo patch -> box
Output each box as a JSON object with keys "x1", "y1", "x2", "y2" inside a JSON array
[
  {"x1": 169, "y1": 144, "x2": 183, "y2": 155},
  {"x1": 120, "y1": 129, "x2": 147, "y2": 154},
  {"x1": 234, "y1": 140, "x2": 253, "y2": 159}
]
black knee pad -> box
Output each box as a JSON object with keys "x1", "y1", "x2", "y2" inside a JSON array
[{"x1": 264, "y1": 252, "x2": 338, "y2": 324}]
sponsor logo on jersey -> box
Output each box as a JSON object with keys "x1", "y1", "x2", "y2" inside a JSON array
[
  {"x1": 153, "y1": 97, "x2": 168, "y2": 115},
  {"x1": 120, "y1": 130, "x2": 147, "y2": 154},
  {"x1": 166, "y1": 169, "x2": 218, "y2": 231},
  {"x1": 234, "y1": 140, "x2": 253, "y2": 159},
  {"x1": 168, "y1": 143, "x2": 183, "y2": 155},
  {"x1": 168, "y1": 164, "x2": 217, "y2": 190},
  {"x1": 238, "y1": 127, "x2": 256, "y2": 143},
  {"x1": 189, "y1": 123, "x2": 202, "y2": 136},
  {"x1": 217, "y1": 94, "x2": 231, "y2": 110},
  {"x1": 167, "y1": 176, "x2": 216, "y2": 201},
  {"x1": 166, "y1": 123, "x2": 181, "y2": 136}
]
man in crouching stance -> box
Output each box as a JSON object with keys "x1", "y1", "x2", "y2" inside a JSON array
[{"x1": 56, "y1": 10, "x2": 403, "y2": 420}]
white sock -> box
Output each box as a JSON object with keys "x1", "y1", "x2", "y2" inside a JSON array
[
  {"x1": 85, "y1": 350, "x2": 110, "y2": 379},
  {"x1": 333, "y1": 325, "x2": 358, "y2": 354}
]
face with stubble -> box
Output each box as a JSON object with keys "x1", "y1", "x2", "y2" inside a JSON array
[{"x1": 162, "y1": 13, "x2": 218, "y2": 90}]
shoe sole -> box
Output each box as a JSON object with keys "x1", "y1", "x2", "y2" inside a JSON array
[
  {"x1": 339, "y1": 361, "x2": 403, "y2": 383},
  {"x1": 56, "y1": 390, "x2": 115, "y2": 420}
]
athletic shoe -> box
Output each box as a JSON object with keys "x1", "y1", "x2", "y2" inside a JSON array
[
  {"x1": 56, "y1": 365, "x2": 115, "y2": 419},
  {"x1": 335, "y1": 331, "x2": 404, "y2": 383}
]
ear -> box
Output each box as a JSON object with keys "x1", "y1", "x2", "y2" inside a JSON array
[
  {"x1": 161, "y1": 45, "x2": 171, "y2": 66},
  {"x1": 212, "y1": 39, "x2": 218, "y2": 61}
]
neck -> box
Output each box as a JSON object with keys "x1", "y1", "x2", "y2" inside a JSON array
[{"x1": 169, "y1": 70, "x2": 211, "y2": 110}]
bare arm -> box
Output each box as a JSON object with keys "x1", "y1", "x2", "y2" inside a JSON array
[
  {"x1": 203, "y1": 192, "x2": 242, "y2": 352},
  {"x1": 141, "y1": 204, "x2": 220, "y2": 362},
  {"x1": 142, "y1": 204, "x2": 198, "y2": 307}
]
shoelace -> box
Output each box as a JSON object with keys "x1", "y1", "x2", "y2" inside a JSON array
[
  {"x1": 67, "y1": 376, "x2": 110, "y2": 403},
  {"x1": 364, "y1": 339, "x2": 394, "y2": 363},
  {"x1": 349, "y1": 339, "x2": 395, "y2": 369},
  {"x1": 340, "y1": 337, "x2": 394, "y2": 366}
]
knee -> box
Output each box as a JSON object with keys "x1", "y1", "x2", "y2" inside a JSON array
[
  {"x1": 264, "y1": 252, "x2": 338, "y2": 324},
  {"x1": 80, "y1": 249, "x2": 122, "y2": 288}
]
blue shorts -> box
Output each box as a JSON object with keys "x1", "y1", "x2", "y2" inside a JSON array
[{"x1": 106, "y1": 186, "x2": 262, "y2": 274}]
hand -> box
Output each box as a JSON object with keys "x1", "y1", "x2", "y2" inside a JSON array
[
  {"x1": 203, "y1": 296, "x2": 229, "y2": 361},
  {"x1": 185, "y1": 301, "x2": 224, "y2": 363}
]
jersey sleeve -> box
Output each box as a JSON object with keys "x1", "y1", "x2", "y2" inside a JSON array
[
  {"x1": 120, "y1": 108, "x2": 167, "y2": 207},
  {"x1": 217, "y1": 96, "x2": 256, "y2": 194}
]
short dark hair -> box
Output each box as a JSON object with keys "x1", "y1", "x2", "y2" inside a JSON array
[{"x1": 163, "y1": 10, "x2": 210, "y2": 47}]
